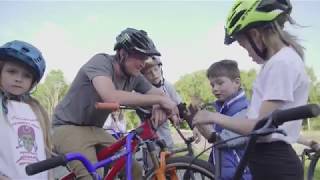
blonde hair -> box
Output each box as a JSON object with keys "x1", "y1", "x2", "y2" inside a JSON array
[{"x1": 259, "y1": 14, "x2": 305, "y2": 60}]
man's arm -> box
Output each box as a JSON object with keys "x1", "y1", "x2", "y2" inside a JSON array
[
  {"x1": 93, "y1": 76, "x2": 179, "y2": 125},
  {"x1": 92, "y1": 76, "x2": 164, "y2": 106},
  {"x1": 145, "y1": 86, "x2": 166, "y2": 96}
]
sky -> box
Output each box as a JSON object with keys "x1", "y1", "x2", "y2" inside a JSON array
[{"x1": 0, "y1": 0, "x2": 319, "y2": 83}]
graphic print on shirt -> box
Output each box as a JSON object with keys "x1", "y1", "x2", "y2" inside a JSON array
[
  {"x1": 16, "y1": 125, "x2": 38, "y2": 153},
  {"x1": 0, "y1": 100, "x2": 47, "y2": 179},
  {"x1": 8, "y1": 111, "x2": 43, "y2": 166}
]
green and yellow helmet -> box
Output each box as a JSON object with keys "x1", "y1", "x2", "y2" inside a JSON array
[{"x1": 224, "y1": 0, "x2": 292, "y2": 45}]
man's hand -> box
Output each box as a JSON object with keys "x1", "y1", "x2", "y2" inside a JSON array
[
  {"x1": 159, "y1": 96, "x2": 179, "y2": 114},
  {"x1": 151, "y1": 105, "x2": 167, "y2": 128},
  {"x1": 159, "y1": 96, "x2": 181, "y2": 125}
]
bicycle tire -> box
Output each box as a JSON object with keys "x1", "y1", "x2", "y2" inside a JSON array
[
  {"x1": 307, "y1": 152, "x2": 320, "y2": 180},
  {"x1": 145, "y1": 156, "x2": 215, "y2": 180}
]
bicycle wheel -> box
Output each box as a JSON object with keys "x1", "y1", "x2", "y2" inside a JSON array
[
  {"x1": 145, "y1": 156, "x2": 215, "y2": 180},
  {"x1": 307, "y1": 152, "x2": 320, "y2": 180}
]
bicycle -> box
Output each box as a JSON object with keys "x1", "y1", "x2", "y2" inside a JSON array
[
  {"x1": 25, "y1": 102, "x2": 215, "y2": 180},
  {"x1": 190, "y1": 104, "x2": 320, "y2": 180},
  {"x1": 301, "y1": 144, "x2": 320, "y2": 180},
  {"x1": 231, "y1": 104, "x2": 320, "y2": 180},
  {"x1": 130, "y1": 104, "x2": 215, "y2": 180}
]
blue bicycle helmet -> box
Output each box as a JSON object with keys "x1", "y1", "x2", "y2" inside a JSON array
[
  {"x1": 0, "y1": 40, "x2": 46, "y2": 82},
  {"x1": 114, "y1": 28, "x2": 161, "y2": 56}
]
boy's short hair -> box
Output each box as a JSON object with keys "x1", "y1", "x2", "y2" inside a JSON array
[{"x1": 206, "y1": 59, "x2": 240, "y2": 80}]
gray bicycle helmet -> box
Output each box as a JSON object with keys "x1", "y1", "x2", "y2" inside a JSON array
[{"x1": 114, "y1": 28, "x2": 161, "y2": 56}]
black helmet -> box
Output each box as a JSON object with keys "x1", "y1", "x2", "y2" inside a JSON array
[{"x1": 114, "y1": 28, "x2": 161, "y2": 56}]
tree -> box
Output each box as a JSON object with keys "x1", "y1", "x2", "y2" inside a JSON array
[
  {"x1": 174, "y1": 69, "x2": 257, "y2": 104},
  {"x1": 175, "y1": 70, "x2": 214, "y2": 105},
  {"x1": 124, "y1": 111, "x2": 140, "y2": 130},
  {"x1": 33, "y1": 70, "x2": 69, "y2": 119},
  {"x1": 240, "y1": 69, "x2": 257, "y2": 99}
]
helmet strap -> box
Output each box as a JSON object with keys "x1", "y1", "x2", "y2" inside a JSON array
[
  {"x1": 152, "y1": 78, "x2": 165, "y2": 88},
  {"x1": 0, "y1": 88, "x2": 31, "y2": 114},
  {"x1": 245, "y1": 33, "x2": 268, "y2": 60}
]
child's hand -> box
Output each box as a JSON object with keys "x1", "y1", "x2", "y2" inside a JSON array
[
  {"x1": 192, "y1": 110, "x2": 215, "y2": 126},
  {"x1": 192, "y1": 127, "x2": 202, "y2": 144}
]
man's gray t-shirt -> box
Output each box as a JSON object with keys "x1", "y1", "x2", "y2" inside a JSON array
[{"x1": 52, "y1": 54, "x2": 152, "y2": 127}]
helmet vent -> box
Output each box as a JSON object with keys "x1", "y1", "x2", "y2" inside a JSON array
[
  {"x1": 229, "y1": 10, "x2": 245, "y2": 29},
  {"x1": 257, "y1": 0, "x2": 290, "y2": 13},
  {"x1": 257, "y1": 4, "x2": 277, "y2": 12},
  {"x1": 21, "y1": 47, "x2": 30, "y2": 53}
]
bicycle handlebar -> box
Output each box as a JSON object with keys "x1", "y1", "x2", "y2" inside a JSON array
[
  {"x1": 95, "y1": 102, "x2": 120, "y2": 111},
  {"x1": 26, "y1": 155, "x2": 66, "y2": 175},
  {"x1": 272, "y1": 104, "x2": 320, "y2": 126}
]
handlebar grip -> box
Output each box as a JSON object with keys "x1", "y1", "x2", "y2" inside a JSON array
[
  {"x1": 26, "y1": 155, "x2": 66, "y2": 176},
  {"x1": 95, "y1": 102, "x2": 120, "y2": 111},
  {"x1": 272, "y1": 104, "x2": 320, "y2": 126}
]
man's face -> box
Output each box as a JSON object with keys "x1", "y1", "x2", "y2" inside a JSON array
[{"x1": 125, "y1": 52, "x2": 149, "y2": 76}]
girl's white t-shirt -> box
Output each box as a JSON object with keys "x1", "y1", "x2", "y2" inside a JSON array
[
  {"x1": 0, "y1": 100, "x2": 48, "y2": 179},
  {"x1": 247, "y1": 46, "x2": 310, "y2": 144}
]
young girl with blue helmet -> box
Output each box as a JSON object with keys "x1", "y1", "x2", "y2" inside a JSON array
[{"x1": 0, "y1": 40, "x2": 51, "y2": 179}]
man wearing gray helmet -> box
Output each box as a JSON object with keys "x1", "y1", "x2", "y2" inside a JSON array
[{"x1": 52, "y1": 28, "x2": 180, "y2": 180}]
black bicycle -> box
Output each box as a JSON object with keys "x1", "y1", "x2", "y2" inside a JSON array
[
  {"x1": 301, "y1": 145, "x2": 320, "y2": 180},
  {"x1": 136, "y1": 106, "x2": 215, "y2": 180},
  {"x1": 191, "y1": 104, "x2": 320, "y2": 180}
]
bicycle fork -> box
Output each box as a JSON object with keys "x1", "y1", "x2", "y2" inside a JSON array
[
  {"x1": 145, "y1": 141, "x2": 178, "y2": 180},
  {"x1": 154, "y1": 151, "x2": 178, "y2": 180}
]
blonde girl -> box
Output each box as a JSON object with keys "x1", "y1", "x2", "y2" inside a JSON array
[
  {"x1": 193, "y1": 1, "x2": 310, "y2": 179},
  {"x1": 0, "y1": 40, "x2": 51, "y2": 179}
]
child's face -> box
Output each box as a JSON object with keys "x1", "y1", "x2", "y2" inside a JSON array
[
  {"x1": 236, "y1": 31, "x2": 264, "y2": 64},
  {"x1": 0, "y1": 61, "x2": 34, "y2": 95},
  {"x1": 208, "y1": 76, "x2": 240, "y2": 102},
  {"x1": 143, "y1": 64, "x2": 162, "y2": 85}
]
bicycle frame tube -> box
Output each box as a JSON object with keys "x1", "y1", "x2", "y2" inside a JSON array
[
  {"x1": 59, "y1": 121, "x2": 158, "y2": 180},
  {"x1": 126, "y1": 133, "x2": 134, "y2": 180},
  {"x1": 95, "y1": 121, "x2": 158, "y2": 180},
  {"x1": 65, "y1": 153, "x2": 96, "y2": 174},
  {"x1": 97, "y1": 121, "x2": 157, "y2": 160}
]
